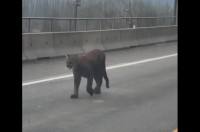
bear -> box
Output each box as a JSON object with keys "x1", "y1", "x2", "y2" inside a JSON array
[{"x1": 66, "y1": 49, "x2": 109, "y2": 98}]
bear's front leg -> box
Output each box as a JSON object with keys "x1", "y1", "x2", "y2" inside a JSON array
[
  {"x1": 86, "y1": 76, "x2": 94, "y2": 96},
  {"x1": 71, "y1": 76, "x2": 81, "y2": 99}
]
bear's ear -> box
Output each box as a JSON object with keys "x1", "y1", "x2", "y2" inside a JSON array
[{"x1": 66, "y1": 54, "x2": 69, "y2": 58}]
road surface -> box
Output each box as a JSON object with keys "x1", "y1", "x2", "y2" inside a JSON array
[{"x1": 23, "y1": 41, "x2": 177, "y2": 132}]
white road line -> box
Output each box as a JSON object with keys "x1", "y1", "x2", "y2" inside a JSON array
[
  {"x1": 106, "y1": 54, "x2": 177, "y2": 70},
  {"x1": 22, "y1": 53, "x2": 177, "y2": 86},
  {"x1": 23, "y1": 74, "x2": 73, "y2": 86}
]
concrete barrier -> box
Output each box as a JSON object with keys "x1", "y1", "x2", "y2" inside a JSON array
[
  {"x1": 136, "y1": 27, "x2": 153, "y2": 45},
  {"x1": 120, "y1": 29, "x2": 139, "y2": 47},
  {"x1": 101, "y1": 30, "x2": 124, "y2": 50},
  {"x1": 53, "y1": 32, "x2": 84, "y2": 56},
  {"x1": 81, "y1": 31, "x2": 105, "y2": 52},
  {"x1": 136, "y1": 27, "x2": 164, "y2": 46},
  {"x1": 151, "y1": 27, "x2": 164, "y2": 43},
  {"x1": 168, "y1": 26, "x2": 177, "y2": 41},
  {"x1": 22, "y1": 26, "x2": 177, "y2": 61},
  {"x1": 157, "y1": 26, "x2": 177, "y2": 42},
  {"x1": 23, "y1": 33, "x2": 57, "y2": 60},
  {"x1": 153, "y1": 26, "x2": 170, "y2": 43},
  {"x1": 147, "y1": 27, "x2": 166, "y2": 44},
  {"x1": 136, "y1": 26, "x2": 177, "y2": 46},
  {"x1": 22, "y1": 43, "x2": 27, "y2": 61},
  {"x1": 23, "y1": 34, "x2": 37, "y2": 60},
  {"x1": 22, "y1": 53, "x2": 26, "y2": 61}
]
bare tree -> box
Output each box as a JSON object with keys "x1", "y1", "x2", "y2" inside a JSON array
[{"x1": 22, "y1": 0, "x2": 174, "y2": 32}]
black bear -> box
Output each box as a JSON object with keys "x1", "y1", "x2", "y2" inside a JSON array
[{"x1": 66, "y1": 49, "x2": 109, "y2": 98}]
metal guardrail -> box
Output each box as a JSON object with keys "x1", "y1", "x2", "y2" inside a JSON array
[{"x1": 22, "y1": 16, "x2": 177, "y2": 33}]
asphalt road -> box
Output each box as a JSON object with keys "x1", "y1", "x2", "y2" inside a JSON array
[{"x1": 22, "y1": 41, "x2": 177, "y2": 132}]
